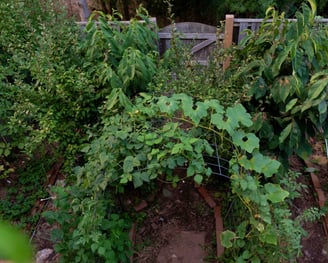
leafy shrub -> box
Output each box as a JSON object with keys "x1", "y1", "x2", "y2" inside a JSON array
[
  {"x1": 151, "y1": 21, "x2": 244, "y2": 107},
  {"x1": 0, "y1": 1, "x2": 159, "y2": 174},
  {"x1": 80, "y1": 7, "x2": 159, "y2": 113},
  {"x1": 228, "y1": 0, "x2": 328, "y2": 164},
  {"x1": 0, "y1": 155, "x2": 55, "y2": 227},
  {"x1": 0, "y1": 0, "x2": 88, "y2": 165}
]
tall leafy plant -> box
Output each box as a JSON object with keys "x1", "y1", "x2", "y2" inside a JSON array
[
  {"x1": 80, "y1": 7, "x2": 159, "y2": 112},
  {"x1": 229, "y1": 0, "x2": 328, "y2": 163}
]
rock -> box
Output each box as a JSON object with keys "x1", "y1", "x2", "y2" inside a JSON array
[
  {"x1": 36, "y1": 248, "x2": 54, "y2": 263},
  {"x1": 157, "y1": 231, "x2": 207, "y2": 263}
]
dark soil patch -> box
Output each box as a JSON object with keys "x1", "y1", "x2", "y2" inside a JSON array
[
  {"x1": 133, "y1": 179, "x2": 217, "y2": 262},
  {"x1": 289, "y1": 140, "x2": 328, "y2": 263}
]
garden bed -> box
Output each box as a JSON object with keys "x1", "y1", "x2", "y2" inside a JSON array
[{"x1": 1, "y1": 142, "x2": 327, "y2": 263}]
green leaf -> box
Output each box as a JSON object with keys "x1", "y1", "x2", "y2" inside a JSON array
[
  {"x1": 213, "y1": 104, "x2": 252, "y2": 135},
  {"x1": 231, "y1": 131, "x2": 259, "y2": 153},
  {"x1": 187, "y1": 165, "x2": 195, "y2": 177},
  {"x1": 241, "y1": 250, "x2": 251, "y2": 259},
  {"x1": 158, "y1": 96, "x2": 179, "y2": 115},
  {"x1": 194, "y1": 174, "x2": 203, "y2": 185},
  {"x1": 132, "y1": 172, "x2": 150, "y2": 188},
  {"x1": 0, "y1": 221, "x2": 33, "y2": 263},
  {"x1": 171, "y1": 143, "x2": 183, "y2": 154},
  {"x1": 98, "y1": 246, "x2": 106, "y2": 256},
  {"x1": 221, "y1": 230, "x2": 236, "y2": 248},
  {"x1": 120, "y1": 173, "x2": 132, "y2": 184},
  {"x1": 105, "y1": 88, "x2": 120, "y2": 111},
  {"x1": 285, "y1": 98, "x2": 298, "y2": 112},
  {"x1": 246, "y1": 176, "x2": 257, "y2": 191},
  {"x1": 271, "y1": 43, "x2": 293, "y2": 77},
  {"x1": 279, "y1": 122, "x2": 293, "y2": 144},
  {"x1": 185, "y1": 102, "x2": 209, "y2": 126},
  {"x1": 318, "y1": 100, "x2": 327, "y2": 115},
  {"x1": 302, "y1": 39, "x2": 314, "y2": 62},
  {"x1": 204, "y1": 99, "x2": 224, "y2": 114},
  {"x1": 91, "y1": 243, "x2": 98, "y2": 253},
  {"x1": 308, "y1": 77, "x2": 328, "y2": 101},
  {"x1": 99, "y1": 152, "x2": 108, "y2": 167},
  {"x1": 265, "y1": 183, "x2": 289, "y2": 203},
  {"x1": 227, "y1": 104, "x2": 253, "y2": 128},
  {"x1": 259, "y1": 225, "x2": 278, "y2": 245},
  {"x1": 173, "y1": 93, "x2": 193, "y2": 113},
  {"x1": 295, "y1": 139, "x2": 312, "y2": 160},
  {"x1": 261, "y1": 159, "x2": 281, "y2": 178},
  {"x1": 123, "y1": 156, "x2": 140, "y2": 173},
  {"x1": 240, "y1": 179, "x2": 248, "y2": 190},
  {"x1": 239, "y1": 151, "x2": 280, "y2": 178}
]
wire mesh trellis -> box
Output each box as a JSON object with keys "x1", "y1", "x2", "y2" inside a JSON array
[{"x1": 203, "y1": 142, "x2": 230, "y2": 180}]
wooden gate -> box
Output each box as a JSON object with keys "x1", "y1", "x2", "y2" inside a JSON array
[{"x1": 158, "y1": 22, "x2": 223, "y2": 65}]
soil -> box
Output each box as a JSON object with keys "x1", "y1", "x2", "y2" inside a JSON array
[
  {"x1": 131, "y1": 178, "x2": 217, "y2": 262},
  {"x1": 290, "y1": 141, "x2": 328, "y2": 263}
]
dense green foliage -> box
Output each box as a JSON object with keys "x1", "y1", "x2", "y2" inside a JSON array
[
  {"x1": 0, "y1": 2, "x2": 158, "y2": 261},
  {"x1": 228, "y1": 0, "x2": 328, "y2": 164},
  {"x1": 1, "y1": 0, "x2": 327, "y2": 262}
]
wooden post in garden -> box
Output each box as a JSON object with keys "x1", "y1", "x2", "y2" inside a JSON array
[
  {"x1": 223, "y1": 14, "x2": 234, "y2": 71},
  {"x1": 78, "y1": 0, "x2": 91, "y2": 21}
]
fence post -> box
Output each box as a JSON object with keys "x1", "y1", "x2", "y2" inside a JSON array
[
  {"x1": 78, "y1": 0, "x2": 91, "y2": 22},
  {"x1": 223, "y1": 14, "x2": 234, "y2": 71}
]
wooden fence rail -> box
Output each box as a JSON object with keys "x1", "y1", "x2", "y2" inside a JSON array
[{"x1": 231, "y1": 16, "x2": 328, "y2": 44}]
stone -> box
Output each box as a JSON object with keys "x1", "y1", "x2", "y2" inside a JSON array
[
  {"x1": 36, "y1": 248, "x2": 54, "y2": 263},
  {"x1": 156, "y1": 231, "x2": 207, "y2": 263}
]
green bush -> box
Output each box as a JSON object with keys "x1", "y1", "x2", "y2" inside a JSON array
[{"x1": 228, "y1": 0, "x2": 328, "y2": 165}]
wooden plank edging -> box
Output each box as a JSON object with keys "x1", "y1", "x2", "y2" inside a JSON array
[{"x1": 305, "y1": 160, "x2": 328, "y2": 236}]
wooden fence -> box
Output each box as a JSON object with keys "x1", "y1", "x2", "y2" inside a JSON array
[
  {"x1": 228, "y1": 16, "x2": 328, "y2": 44},
  {"x1": 158, "y1": 22, "x2": 222, "y2": 65},
  {"x1": 77, "y1": 14, "x2": 328, "y2": 66}
]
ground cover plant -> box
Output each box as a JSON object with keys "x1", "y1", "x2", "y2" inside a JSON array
[{"x1": 0, "y1": 0, "x2": 327, "y2": 262}]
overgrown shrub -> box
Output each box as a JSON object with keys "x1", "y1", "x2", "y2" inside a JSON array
[{"x1": 0, "y1": 2, "x2": 159, "y2": 174}]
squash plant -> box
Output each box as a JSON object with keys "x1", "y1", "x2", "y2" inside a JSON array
[
  {"x1": 229, "y1": 0, "x2": 328, "y2": 164},
  {"x1": 48, "y1": 93, "x2": 305, "y2": 262}
]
